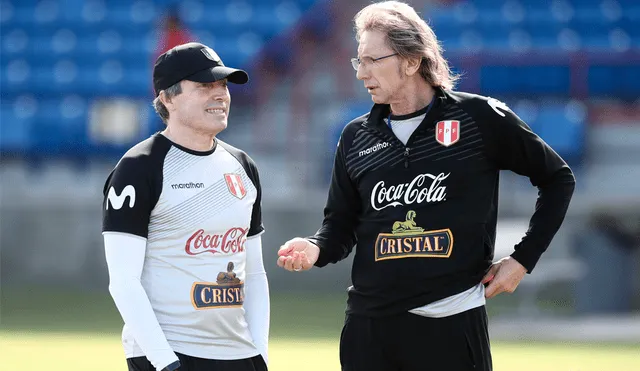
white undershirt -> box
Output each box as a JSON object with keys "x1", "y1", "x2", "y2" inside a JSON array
[
  {"x1": 385, "y1": 113, "x2": 486, "y2": 318},
  {"x1": 243, "y1": 236, "x2": 270, "y2": 364},
  {"x1": 385, "y1": 114, "x2": 425, "y2": 145}
]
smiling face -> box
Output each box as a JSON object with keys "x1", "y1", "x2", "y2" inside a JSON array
[
  {"x1": 166, "y1": 79, "x2": 231, "y2": 136},
  {"x1": 355, "y1": 30, "x2": 405, "y2": 105}
]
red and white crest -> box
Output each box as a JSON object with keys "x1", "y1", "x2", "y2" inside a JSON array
[
  {"x1": 224, "y1": 173, "x2": 246, "y2": 199},
  {"x1": 435, "y1": 120, "x2": 461, "y2": 147}
]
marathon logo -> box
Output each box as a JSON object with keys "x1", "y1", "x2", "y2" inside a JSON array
[
  {"x1": 191, "y1": 262, "x2": 245, "y2": 309},
  {"x1": 359, "y1": 141, "x2": 390, "y2": 157},
  {"x1": 171, "y1": 182, "x2": 205, "y2": 190},
  {"x1": 374, "y1": 211, "x2": 453, "y2": 261}
]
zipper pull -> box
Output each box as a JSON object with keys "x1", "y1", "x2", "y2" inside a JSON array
[{"x1": 404, "y1": 147, "x2": 410, "y2": 168}]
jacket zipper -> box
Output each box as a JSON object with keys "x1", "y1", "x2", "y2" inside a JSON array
[{"x1": 404, "y1": 147, "x2": 410, "y2": 168}]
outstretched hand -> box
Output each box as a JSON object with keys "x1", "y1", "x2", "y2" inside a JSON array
[
  {"x1": 277, "y1": 237, "x2": 320, "y2": 272},
  {"x1": 482, "y1": 257, "x2": 527, "y2": 299}
]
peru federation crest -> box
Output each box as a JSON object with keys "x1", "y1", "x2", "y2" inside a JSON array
[
  {"x1": 224, "y1": 173, "x2": 246, "y2": 199},
  {"x1": 435, "y1": 120, "x2": 460, "y2": 147}
]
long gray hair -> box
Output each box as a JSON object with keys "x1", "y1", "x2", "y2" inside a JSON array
[{"x1": 354, "y1": 1, "x2": 458, "y2": 90}]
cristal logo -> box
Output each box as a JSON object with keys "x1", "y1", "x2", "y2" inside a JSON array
[
  {"x1": 185, "y1": 228, "x2": 248, "y2": 255},
  {"x1": 370, "y1": 173, "x2": 449, "y2": 211}
]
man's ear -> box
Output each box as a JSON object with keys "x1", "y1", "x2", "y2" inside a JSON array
[
  {"x1": 405, "y1": 56, "x2": 422, "y2": 77},
  {"x1": 159, "y1": 90, "x2": 175, "y2": 112}
]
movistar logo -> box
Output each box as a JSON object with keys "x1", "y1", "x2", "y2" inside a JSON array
[{"x1": 106, "y1": 185, "x2": 136, "y2": 210}]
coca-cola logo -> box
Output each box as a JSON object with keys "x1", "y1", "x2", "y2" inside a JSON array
[
  {"x1": 185, "y1": 228, "x2": 248, "y2": 255},
  {"x1": 370, "y1": 173, "x2": 449, "y2": 211}
]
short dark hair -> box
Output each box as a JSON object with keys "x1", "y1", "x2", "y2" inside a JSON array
[{"x1": 152, "y1": 81, "x2": 183, "y2": 123}]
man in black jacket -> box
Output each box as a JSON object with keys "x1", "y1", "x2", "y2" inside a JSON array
[{"x1": 277, "y1": 2, "x2": 575, "y2": 370}]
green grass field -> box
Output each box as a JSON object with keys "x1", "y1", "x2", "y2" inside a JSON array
[{"x1": 1, "y1": 288, "x2": 638, "y2": 370}]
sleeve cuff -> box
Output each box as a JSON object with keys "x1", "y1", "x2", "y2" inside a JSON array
[
  {"x1": 510, "y1": 247, "x2": 541, "y2": 274},
  {"x1": 304, "y1": 237, "x2": 331, "y2": 268},
  {"x1": 161, "y1": 360, "x2": 181, "y2": 371}
]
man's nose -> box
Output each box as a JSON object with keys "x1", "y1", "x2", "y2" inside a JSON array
[
  {"x1": 356, "y1": 63, "x2": 367, "y2": 80},
  {"x1": 211, "y1": 87, "x2": 227, "y2": 100}
]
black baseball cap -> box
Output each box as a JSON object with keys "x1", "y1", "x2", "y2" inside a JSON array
[{"x1": 153, "y1": 42, "x2": 249, "y2": 96}]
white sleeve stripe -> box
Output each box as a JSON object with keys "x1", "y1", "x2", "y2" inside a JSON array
[
  {"x1": 245, "y1": 236, "x2": 266, "y2": 275},
  {"x1": 247, "y1": 230, "x2": 265, "y2": 239},
  {"x1": 102, "y1": 231, "x2": 148, "y2": 242}
]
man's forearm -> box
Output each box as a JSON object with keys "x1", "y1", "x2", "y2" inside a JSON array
[
  {"x1": 104, "y1": 233, "x2": 178, "y2": 370},
  {"x1": 244, "y1": 272, "x2": 270, "y2": 363},
  {"x1": 312, "y1": 136, "x2": 360, "y2": 267},
  {"x1": 511, "y1": 167, "x2": 576, "y2": 272},
  {"x1": 308, "y1": 212, "x2": 358, "y2": 267},
  {"x1": 109, "y1": 281, "x2": 179, "y2": 369},
  {"x1": 244, "y1": 235, "x2": 270, "y2": 363}
]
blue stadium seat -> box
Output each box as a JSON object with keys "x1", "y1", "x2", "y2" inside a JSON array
[
  {"x1": 475, "y1": 23, "x2": 514, "y2": 50},
  {"x1": 1, "y1": 59, "x2": 33, "y2": 97},
  {"x1": 532, "y1": 102, "x2": 586, "y2": 164},
  {"x1": 523, "y1": 23, "x2": 564, "y2": 49},
  {"x1": 481, "y1": 65, "x2": 571, "y2": 95},
  {"x1": 573, "y1": 7, "x2": 606, "y2": 22},
  {"x1": 521, "y1": 8, "x2": 553, "y2": 24},
  {"x1": 568, "y1": 16, "x2": 613, "y2": 35},
  {"x1": 31, "y1": 98, "x2": 89, "y2": 155},
  {"x1": 254, "y1": 6, "x2": 300, "y2": 37},
  {"x1": 0, "y1": 100, "x2": 34, "y2": 154},
  {"x1": 1, "y1": 28, "x2": 30, "y2": 59},
  {"x1": 427, "y1": 9, "x2": 458, "y2": 30},
  {"x1": 474, "y1": 8, "x2": 509, "y2": 25},
  {"x1": 129, "y1": 1, "x2": 159, "y2": 25},
  {"x1": 589, "y1": 65, "x2": 640, "y2": 99},
  {"x1": 430, "y1": 23, "x2": 460, "y2": 46},
  {"x1": 2, "y1": 4, "x2": 35, "y2": 27},
  {"x1": 218, "y1": 38, "x2": 256, "y2": 68},
  {"x1": 620, "y1": 18, "x2": 640, "y2": 39}
]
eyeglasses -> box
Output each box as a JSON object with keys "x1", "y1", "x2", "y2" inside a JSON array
[{"x1": 350, "y1": 53, "x2": 399, "y2": 71}]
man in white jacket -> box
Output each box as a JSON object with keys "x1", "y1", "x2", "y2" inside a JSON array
[{"x1": 102, "y1": 42, "x2": 269, "y2": 371}]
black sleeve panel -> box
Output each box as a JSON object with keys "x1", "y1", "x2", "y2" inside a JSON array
[
  {"x1": 457, "y1": 94, "x2": 576, "y2": 272},
  {"x1": 102, "y1": 136, "x2": 169, "y2": 238},
  {"x1": 308, "y1": 123, "x2": 362, "y2": 267},
  {"x1": 219, "y1": 141, "x2": 265, "y2": 237}
]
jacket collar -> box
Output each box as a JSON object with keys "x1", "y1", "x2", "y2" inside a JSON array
[{"x1": 364, "y1": 86, "x2": 449, "y2": 131}]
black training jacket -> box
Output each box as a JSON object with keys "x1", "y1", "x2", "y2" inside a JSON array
[{"x1": 309, "y1": 87, "x2": 576, "y2": 317}]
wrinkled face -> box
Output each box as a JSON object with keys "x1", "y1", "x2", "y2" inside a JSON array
[
  {"x1": 168, "y1": 79, "x2": 231, "y2": 135},
  {"x1": 356, "y1": 30, "x2": 404, "y2": 104}
]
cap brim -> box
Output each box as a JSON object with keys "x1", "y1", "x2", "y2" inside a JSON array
[{"x1": 187, "y1": 66, "x2": 249, "y2": 85}]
